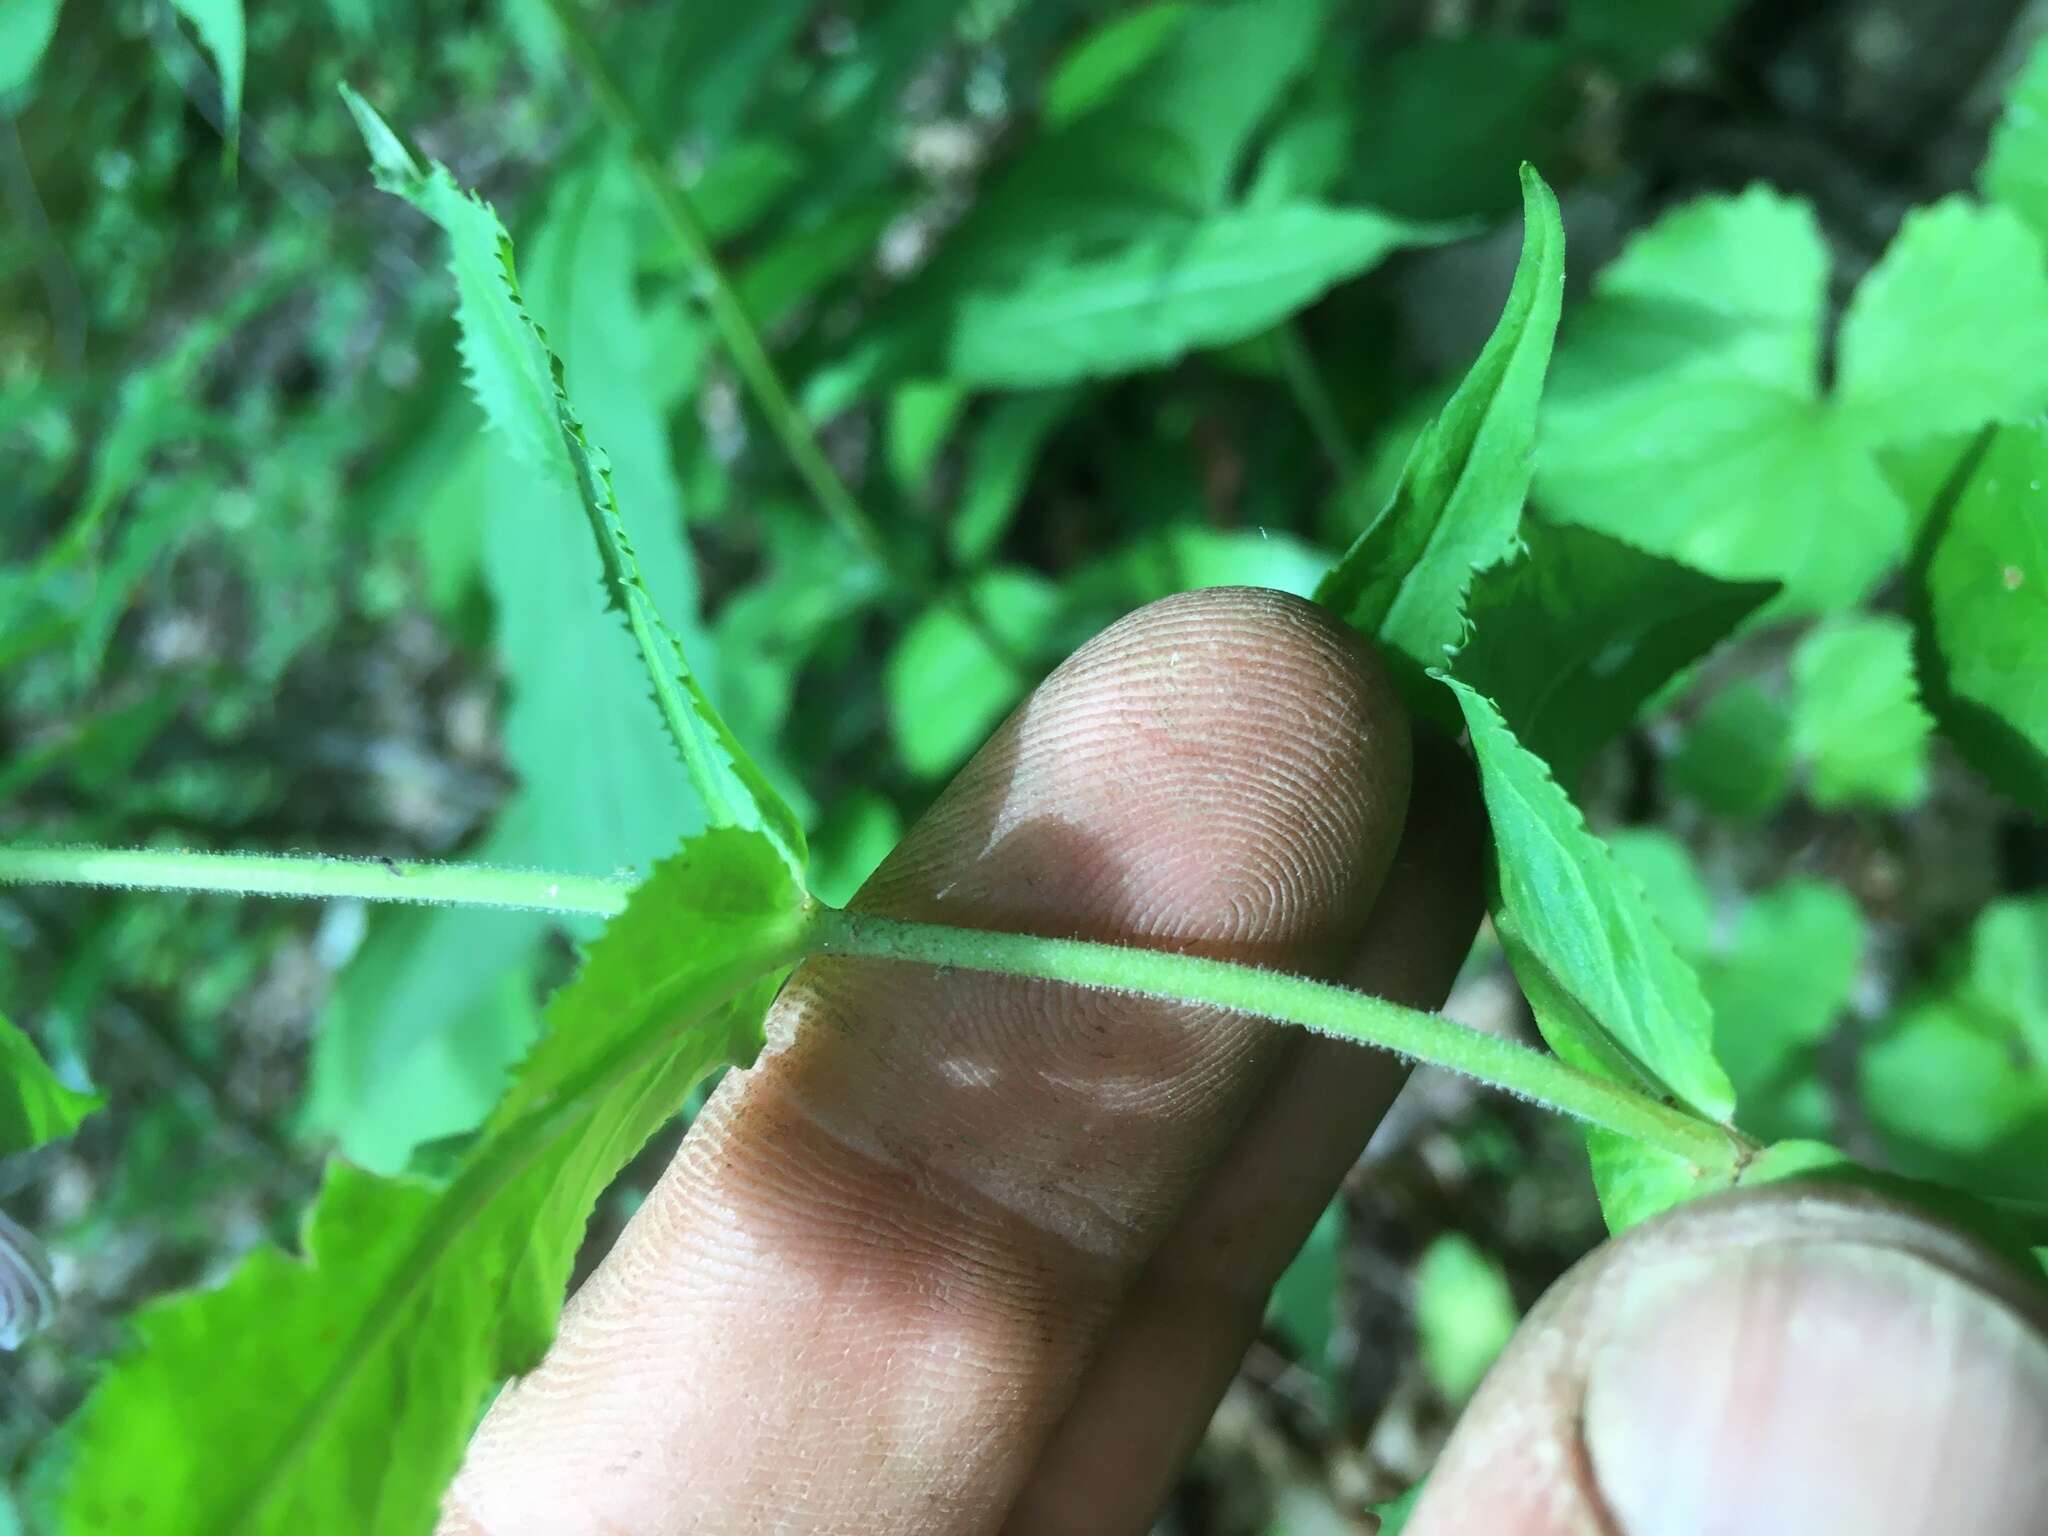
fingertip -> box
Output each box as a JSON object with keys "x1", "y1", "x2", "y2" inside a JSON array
[{"x1": 1410, "y1": 1184, "x2": 2048, "y2": 1536}]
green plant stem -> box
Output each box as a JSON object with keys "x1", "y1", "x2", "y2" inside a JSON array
[
  {"x1": 0, "y1": 845, "x2": 631, "y2": 916},
  {"x1": 538, "y1": 0, "x2": 883, "y2": 569},
  {"x1": 809, "y1": 906, "x2": 1748, "y2": 1172},
  {"x1": 537, "y1": 0, "x2": 1030, "y2": 681},
  {"x1": 0, "y1": 845, "x2": 1744, "y2": 1171},
  {"x1": 1274, "y1": 322, "x2": 1355, "y2": 478}
]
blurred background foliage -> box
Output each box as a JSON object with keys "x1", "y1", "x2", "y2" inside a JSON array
[{"x1": 4, "y1": 0, "x2": 2047, "y2": 1528}]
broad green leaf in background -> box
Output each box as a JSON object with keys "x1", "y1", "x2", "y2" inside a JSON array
[
  {"x1": 1446, "y1": 682, "x2": 1735, "y2": 1121},
  {"x1": 1606, "y1": 829, "x2": 1714, "y2": 960},
  {"x1": 1835, "y1": 201, "x2": 2048, "y2": 444},
  {"x1": 1350, "y1": 39, "x2": 1567, "y2": 221},
  {"x1": 1036, "y1": 0, "x2": 1325, "y2": 210},
  {"x1": 1701, "y1": 880, "x2": 1864, "y2": 1143},
  {"x1": 1413, "y1": 1232, "x2": 1519, "y2": 1403},
  {"x1": 1061, "y1": 525, "x2": 1329, "y2": 628},
  {"x1": 1982, "y1": 32, "x2": 2048, "y2": 247},
  {"x1": 806, "y1": 791, "x2": 905, "y2": 909},
  {"x1": 950, "y1": 390, "x2": 1078, "y2": 565},
  {"x1": 1318, "y1": 167, "x2": 1564, "y2": 701},
  {"x1": 887, "y1": 569, "x2": 1059, "y2": 779},
  {"x1": 886, "y1": 380, "x2": 970, "y2": 501},
  {"x1": 1912, "y1": 421, "x2": 2048, "y2": 813},
  {"x1": 0, "y1": 0, "x2": 64, "y2": 97},
  {"x1": 170, "y1": 0, "x2": 245, "y2": 148},
  {"x1": 714, "y1": 506, "x2": 892, "y2": 821},
  {"x1": 1539, "y1": 189, "x2": 2048, "y2": 609},
  {"x1": 49, "y1": 832, "x2": 811, "y2": 1535},
  {"x1": 1863, "y1": 897, "x2": 2048, "y2": 1202},
  {"x1": 948, "y1": 202, "x2": 1444, "y2": 388},
  {"x1": 1666, "y1": 679, "x2": 1794, "y2": 819},
  {"x1": 0, "y1": 1010, "x2": 98, "y2": 1156},
  {"x1": 1451, "y1": 517, "x2": 1773, "y2": 787},
  {"x1": 1041, "y1": 3, "x2": 1193, "y2": 128},
  {"x1": 341, "y1": 88, "x2": 802, "y2": 869},
  {"x1": 1790, "y1": 615, "x2": 1934, "y2": 810}
]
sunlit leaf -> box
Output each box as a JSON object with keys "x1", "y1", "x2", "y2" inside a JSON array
[
  {"x1": 1541, "y1": 190, "x2": 2048, "y2": 610},
  {"x1": 342, "y1": 88, "x2": 802, "y2": 873},
  {"x1": 1790, "y1": 615, "x2": 1934, "y2": 810},
  {"x1": 0, "y1": 1010, "x2": 97, "y2": 1158},
  {"x1": 48, "y1": 833, "x2": 811, "y2": 1535},
  {"x1": 949, "y1": 203, "x2": 1445, "y2": 388},
  {"x1": 1912, "y1": 421, "x2": 2048, "y2": 812}
]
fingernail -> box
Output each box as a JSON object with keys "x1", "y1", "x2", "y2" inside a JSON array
[{"x1": 1583, "y1": 1240, "x2": 2048, "y2": 1536}]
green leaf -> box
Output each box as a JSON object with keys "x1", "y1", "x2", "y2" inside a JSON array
[
  {"x1": 1982, "y1": 33, "x2": 2048, "y2": 247},
  {"x1": 0, "y1": 0, "x2": 64, "y2": 97},
  {"x1": 1414, "y1": 1233, "x2": 1519, "y2": 1402},
  {"x1": 1063, "y1": 525, "x2": 1331, "y2": 628},
  {"x1": 1586, "y1": 1129, "x2": 1719, "y2": 1232},
  {"x1": 1541, "y1": 189, "x2": 2048, "y2": 610},
  {"x1": 341, "y1": 88, "x2": 803, "y2": 875},
  {"x1": 951, "y1": 390, "x2": 1077, "y2": 565},
  {"x1": 806, "y1": 791, "x2": 905, "y2": 909},
  {"x1": 1606, "y1": 829, "x2": 1714, "y2": 961},
  {"x1": 1912, "y1": 421, "x2": 2048, "y2": 812},
  {"x1": 171, "y1": 0, "x2": 245, "y2": 147},
  {"x1": 306, "y1": 155, "x2": 727, "y2": 1172},
  {"x1": 1451, "y1": 516, "x2": 1774, "y2": 786},
  {"x1": 1863, "y1": 900, "x2": 2048, "y2": 1203},
  {"x1": 1351, "y1": 39, "x2": 1567, "y2": 221},
  {"x1": 1835, "y1": 200, "x2": 2048, "y2": 444},
  {"x1": 887, "y1": 569, "x2": 1057, "y2": 779},
  {"x1": 1368, "y1": 1484, "x2": 1424, "y2": 1536},
  {"x1": 48, "y1": 831, "x2": 812, "y2": 1535},
  {"x1": 949, "y1": 202, "x2": 1445, "y2": 388},
  {"x1": 1667, "y1": 680, "x2": 1795, "y2": 820},
  {"x1": 886, "y1": 379, "x2": 970, "y2": 499},
  {"x1": 1446, "y1": 681, "x2": 1736, "y2": 1126},
  {"x1": 0, "y1": 1010, "x2": 98, "y2": 1157},
  {"x1": 1318, "y1": 166, "x2": 1564, "y2": 700},
  {"x1": 1039, "y1": 0, "x2": 1325, "y2": 208},
  {"x1": 1703, "y1": 880, "x2": 1864, "y2": 1143},
  {"x1": 1042, "y1": 3, "x2": 1193, "y2": 129},
  {"x1": 1790, "y1": 615, "x2": 1934, "y2": 810},
  {"x1": 1266, "y1": 1199, "x2": 1342, "y2": 1406}
]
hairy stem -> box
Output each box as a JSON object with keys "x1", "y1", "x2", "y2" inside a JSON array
[
  {"x1": 0, "y1": 845, "x2": 631, "y2": 917},
  {"x1": 0, "y1": 845, "x2": 1746, "y2": 1170},
  {"x1": 809, "y1": 906, "x2": 1748, "y2": 1172}
]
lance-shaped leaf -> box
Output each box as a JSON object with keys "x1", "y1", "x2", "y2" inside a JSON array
[
  {"x1": 948, "y1": 201, "x2": 1447, "y2": 388},
  {"x1": 340, "y1": 86, "x2": 803, "y2": 875},
  {"x1": 1317, "y1": 165, "x2": 1564, "y2": 705},
  {"x1": 48, "y1": 830, "x2": 812, "y2": 1534},
  {"x1": 1445, "y1": 681, "x2": 1736, "y2": 1228}
]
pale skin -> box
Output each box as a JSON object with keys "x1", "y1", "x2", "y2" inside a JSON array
[{"x1": 441, "y1": 589, "x2": 2048, "y2": 1536}]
